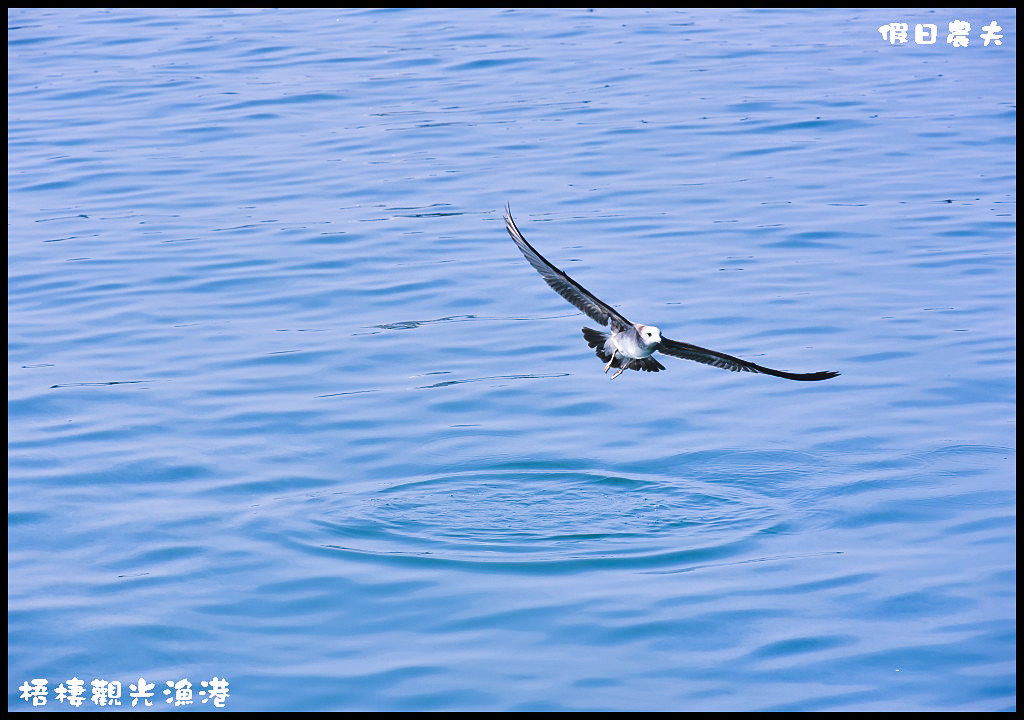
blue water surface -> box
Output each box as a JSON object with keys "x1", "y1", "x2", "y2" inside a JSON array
[{"x1": 8, "y1": 8, "x2": 1016, "y2": 712}]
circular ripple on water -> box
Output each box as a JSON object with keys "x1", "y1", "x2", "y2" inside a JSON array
[{"x1": 292, "y1": 456, "x2": 808, "y2": 572}]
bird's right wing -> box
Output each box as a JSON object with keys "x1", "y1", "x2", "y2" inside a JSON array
[
  {"x1": 659, "y1": 336, "x2": 840, "y2": 382},
  {"x1": 505, "y1": 206, "x2": 630, "y2": 331}
]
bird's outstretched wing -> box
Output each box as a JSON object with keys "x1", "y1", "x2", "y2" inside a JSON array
[
  {"x1": 505, "y1": 206, "x2": 630, "y2": 332},
  {"x1": 658, "y1": 336, "x2": 840, "y2": 382}
]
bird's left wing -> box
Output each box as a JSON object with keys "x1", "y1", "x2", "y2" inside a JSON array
[
  {"x1": 505, "y1": 206, "x2": 630, "y2": 331},
  {"x1": 659, "y1": 336, "x2": 840, "y2": 382}
]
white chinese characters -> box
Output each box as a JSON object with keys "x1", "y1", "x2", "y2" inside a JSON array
[
  {"x1": 878, "y1": 20, "x2": 1006, "y2": 47},
  {"x1": 18, "y1": 676, "x2": 230, "y2": 708},
  {"x1": 980, "y1": 21, "x2": 1004, "y2": 46}
]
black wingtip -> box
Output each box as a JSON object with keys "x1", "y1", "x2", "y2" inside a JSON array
[
  {"x1": 788, "y1": 370, "x2": 841, "y2": 382},
  {"x1": 738, "y1": 366, "x2": 841, "y2": 382}
]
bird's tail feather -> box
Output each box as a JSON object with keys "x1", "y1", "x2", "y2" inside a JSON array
[{"x1": 582, "y1": 327, "x2": 611, "y2": 361}]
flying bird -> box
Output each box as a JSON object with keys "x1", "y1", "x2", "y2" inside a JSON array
[{"x1": 505, "y1": 207, "x2": 839, "y2": 381}]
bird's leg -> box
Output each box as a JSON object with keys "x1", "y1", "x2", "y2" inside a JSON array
[
  {"x1": 610, "y1": 361, "x2": 628, "y2": 379},
  {"x1": 603, "y1": 349, "x2": 617, "y2": 373}
]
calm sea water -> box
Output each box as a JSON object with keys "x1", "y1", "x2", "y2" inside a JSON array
[{"x1": 8, "y1": 8, "x2": 1015, "y2": 712}]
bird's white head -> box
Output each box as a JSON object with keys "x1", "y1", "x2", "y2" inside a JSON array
[{"x1": 636, "y1": 323, "x2": 662, "y2": 348}]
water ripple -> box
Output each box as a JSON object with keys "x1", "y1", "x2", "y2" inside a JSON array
[{"x1": 266, "y1": 457, "x2": 812, "y2": 574}]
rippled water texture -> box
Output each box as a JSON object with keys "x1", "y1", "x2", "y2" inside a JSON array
[{"x1": 8, "y1": 8, "x2": 1016, "y2": 711}]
